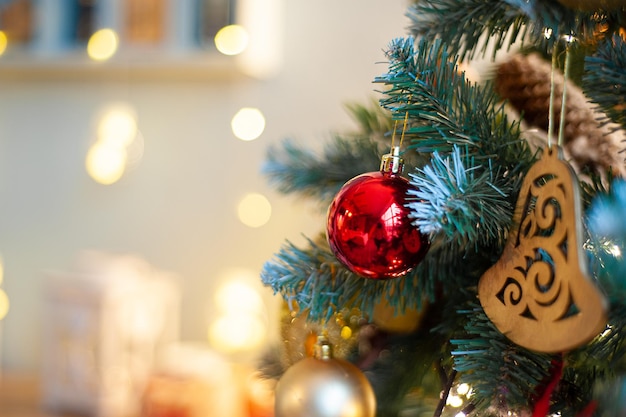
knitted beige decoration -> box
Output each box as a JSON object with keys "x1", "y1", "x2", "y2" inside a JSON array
[{"x1": 495, "y1": 53, "x2": 626, "y2": 179}]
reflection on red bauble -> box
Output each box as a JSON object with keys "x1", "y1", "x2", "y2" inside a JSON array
[{"x1": 327, "y1": 170, "x2": 429, "y2": 279}]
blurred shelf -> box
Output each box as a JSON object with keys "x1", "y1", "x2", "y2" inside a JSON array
[{"x1": 0, "y1": 49, "x2": 246, "y2": 82}]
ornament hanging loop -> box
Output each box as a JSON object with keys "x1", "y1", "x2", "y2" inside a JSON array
[
  {"x1": 385, "y1": 103, "x2": 409, "y2": 174},
  {"x1": 314, "y1": 335, "x2": 333, "y2": 360},
  {"x1": 380, "y1": 146, "x2": 404, "y2": 174}
]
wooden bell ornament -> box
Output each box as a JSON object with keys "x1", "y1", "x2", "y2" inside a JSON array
[{"x1": 478, "y1": 146, "x2": 608, "y2": 353}]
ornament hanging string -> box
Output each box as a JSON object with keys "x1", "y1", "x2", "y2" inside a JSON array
[
  {"x1": 547, "y1": 42, "x2": 558, "y2": 147},
  {"x1": 557, "y1": 35, "x2": 574, "y2": 148},
  {"x1": 390, "y1": 102, "x2": 410, "y2": 152},
  {"x1": 547, "y1": 33, "x2": 574, "y2": 148}
]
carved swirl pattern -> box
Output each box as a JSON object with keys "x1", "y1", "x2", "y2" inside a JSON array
[
  {"x1": 496, "y1": 171, "x2": 574, "y2": 323},
  {"x1": 478, "y1": 146, "x2": 607, "y2": 352}
]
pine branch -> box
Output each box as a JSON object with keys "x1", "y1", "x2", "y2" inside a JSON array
[
  {"x1": 262, "y1": 135, "x2": 383, "y2": 207},
  {"x1": 375, "y1": 37, "x2": 473, "y2": 154},
  {"x1": 406, "y1": 0, "x2": 623, "y2": 62},
  {"x1": 262, "y1": 102, "x2": 392, "y2": 207},
  {"x1": 407, "y1": 147, "x2": 515, "y2": 248},
  {"x1": 365, "y1": 324, "x2": 451, "y2": 416},
  {"x1": 451, "y1": 305, "x2": 556, "y2": 414},
  {"x1": 407, "y1": 0, "x2": 530, "y2": 61},
  {"x1": 553, "y1": 305, "x2": 626, "y2": 415},
  {"x1": 583, "y1": 35, "x2": 626, "y2": 131},
  {"x1": 375, "y1": 37, "x2": 534, "y2": 174},
  {"x1": 344, "y1": 99, "x2": 395, "y2": 137},
  {"x1": 260, "y1": 236, "x2": 429, "y2": 322},
  {"x1": 375, "y1": 38, "x2": 535, "y2": 294}
]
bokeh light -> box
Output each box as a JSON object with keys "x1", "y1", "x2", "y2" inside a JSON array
[
  {"x1": 215, "y1": 281, "x2": 264, "y2": 315},
  {"x1": 0, "y1": 289, "x2": 9, "y2": 321},
  {"x1": 457, "y1": 383, "x2": 471, "y2": 396},
  {"x1": 98, "y1": 105, "x2": 138, "y2": 148},
  {"x1": 208, "y1": 314, "x2": 266, "y2": 352},
  {"x1": 87, "y1": 28, "x2": 119, "y2": 61},
  {"x1": 85, "y1": 142, "x2": 127, "y2": 185},
  {"x1": 87, "y1": 104, "x2": 141, "y2": 185},
  {"x1": 231, "y1": 107, "x2": 265, "y2": 141},
  {"x1": 208, "y1": 270, "x2": 269, "y2": 354},
  {"x1": 237, "y1": 193, "x2": 272, "y2": 228},
  {"x1": 446, "y1": 394, "x2": 464, "y2": 408},
  {"x1": 0, "y1": 31, "x2": 7, "y2": 56},
  {"x1": 214, "y1": 24, "x2": 249, "y2": 56},
  {"x1": 0, "y1": 255, "x2": 6, "y2": 321}
]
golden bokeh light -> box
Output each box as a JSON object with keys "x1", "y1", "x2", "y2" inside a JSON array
[
  {"x1": 87, "y1": 28, "x2": 119, "y2": 61},
  {"x1": 85, "y1": 142, "x2": 127, "y2": 185},
  {"x1": 0, "y1": 31, "x2": 7, "y2": 56},
  {"x1": 214, "y1": 24, "x2": 249, "y2": 56},
  {"x1": 208, "y1": 314, "x2": 266, "y2": 353},
  {"x1": 0, "y1": 289, "x2": 9, "y2": 321},
  {"x1": 447, "y1": 395, "x2": 464, "y2": 408},
  {"x1": 457, "y1": 383, "x2": 471, "y2": 396},
  {"x1": 98, "y1": 105, "x2": 138, "y2": 148},
  {"x1": 231, "y1": 107, "x2": 266, "y2": 141},
  {"x1": 237, "y1": 193, "x2": 272, "y2": 228},
  {"x1": 215, "y1": 281, "x2": 264, "y2": 315},
  {"x1": 87, "y1": 103, "x2": 141, "y2": 185},
  {"x1": 208, "y1": 270, "x2": 269, "y2": 354}
]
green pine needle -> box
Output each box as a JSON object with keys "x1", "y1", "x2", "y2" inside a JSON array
[
  {"x1": 262, "y1": 102, "x2": 394, "y2": 207},
  {"x1": 260, "y1": 236, "x2": 429, "y2": 322},
  {"x1": 375, "y1": 37, "x2": 534, "y2": 174},
  {"x1": 407, "y1": 147, "x2": 514, "y2": 247},
  {"x1": 583, "y1": 35, "x2": 626, "y2": 131},
  {"x1": 451, "y1": 305, "x2": 556, "y2": 414},
  {"x1": 407, "y1": 0, "x2": 623, "y2": 62},
  {"x1": 263, "y1": 135, "x2": 383, "y2": 207},
  {"x1": 407, "y1": 0, "x2": 530, "y2": 61}
]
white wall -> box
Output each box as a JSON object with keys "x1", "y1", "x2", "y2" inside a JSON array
[{"x1": 0, "y1": 0, "x2": 409, "y2": 372}]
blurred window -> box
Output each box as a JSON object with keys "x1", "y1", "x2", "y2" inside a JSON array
[
  {"x1": 0, "y1": 0, "x2": 33, "y2": 44},
  {"x1": 199, "y1": 0, "x2": 235, "y2": 46},
  {"x1": 125, "y1": 0, "x2": 165, "y2": 44},
  {"x1": 74, "y1": 0, "x2": 97, "y2": 43}
]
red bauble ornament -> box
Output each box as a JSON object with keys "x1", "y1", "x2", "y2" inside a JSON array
[{"x1": 327, "y1": 148, "x2": 429, "y2": 279}]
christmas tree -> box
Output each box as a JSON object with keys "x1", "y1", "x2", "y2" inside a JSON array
[{"x1": 259, "y1": 1, "x2": 626, "y2": 416}]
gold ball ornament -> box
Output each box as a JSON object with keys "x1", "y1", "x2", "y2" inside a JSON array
[
  {"x1": 372, "y1": 298, "x2": 427, "y2": 333},
  {"x1": 275, "y1": 338, "x2": 376, "y2": 417}
]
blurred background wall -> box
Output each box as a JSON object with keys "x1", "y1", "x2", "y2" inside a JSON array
[{"x1": 0, "y1": 0, "x2": 408, "y2": 374}]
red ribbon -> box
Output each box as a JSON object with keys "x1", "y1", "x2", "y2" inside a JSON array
[
  {"x1": 531, "y1": 356, "x2": 597, "y2": 417},
  {"x1": 576, "y1": 400, "x2": 598, "y2": 417},
  {"x1": 532, "y1": 358, "x2": 564, "y2": 417}
]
